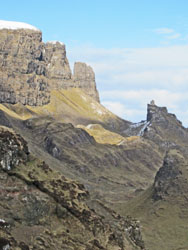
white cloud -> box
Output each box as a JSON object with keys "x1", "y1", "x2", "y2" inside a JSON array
[
  {"x1": 101, "y1": 89, "x2": 186, "y2": 109},
  {"x1": 154, "y1": 28, "x2": 174, "y2": 34},
  {"x1": 153, "y1": 28, "x2": 181, "y2": 41},
  {"x1": 102, "y1": 101, "x2": 146, "y2": 122},
  {"x1": 166, "y1": 33, "x2": 181, "y2": 40},
  {"x1": 101, "y1": 90, "x2": 188, "y2": 125},
  {"x1": 67, "y1": 44, "x2": 188, "y2": 126},
  {"x1": 102, "y1": 101, "x2": 127, "y2": 118}
]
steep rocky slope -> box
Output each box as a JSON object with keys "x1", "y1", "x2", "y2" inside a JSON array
[
  {"x1": 119, "y1": 149, "x2": 188, "y2": 250},
  {"x1": 1, "y1": 20, "x2": 188, "y2": 250},
  {"x1": 125, "y1": 101, "x2": 188, "y2": 149},
  {"x1": 0, "y1": 125, "x2": 145, "y2": 250},
  {"x1": 0, "y1": 20, "x2": 99, "y2": 105},
  {"x1": 115, "y1": 102, "x2": 188, "y2": 249},
  {"x1": 0, "y1": 106, "x2": 162, "y2": 207}
]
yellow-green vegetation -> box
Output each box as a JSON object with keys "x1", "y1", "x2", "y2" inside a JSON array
[
  {"x1": 115, "y1": 148, "x2": 188, "y2": 250},
  {"x1": 0, "y1": 88, "x2": 125, "y2": 128},
  {"x1": 77, "y1": 123, "x2": 140, "y2": 145},
  {"x1": 77, "y1": 123, "x2": 125, "y2": 145},
  {"x1": 116, "y1": 187, "x2": 188, "y2": 250},
  {"x1": 27, "y1": 88, "x2": 121, "y2": 124},
  {"x1": 12, "y1": 157, "x2": 88, "y2": 213},
  {"x1": 0, "y1": 103, "x2": 34, "y2": 120}
]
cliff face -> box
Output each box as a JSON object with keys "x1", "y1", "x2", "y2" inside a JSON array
[
  {"x1": 73, "y1": 62, "x2": 100, "y2": 102},
  {"x1": 153, "y1": 149, "x2": 188, "y2": 202},
  {"x1": 144, "y1": 102, "x2": 188, "y2": 150},
  {"x1": 0, "y1": 22, "x2": 99, "y2": 106},
  {"x1": 0, "y1": 29, "x2": 50, "y2": 106}
]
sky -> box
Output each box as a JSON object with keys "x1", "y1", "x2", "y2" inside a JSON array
[{"x1": 1, "y1": 0, "x2": 188, "y2": 126}]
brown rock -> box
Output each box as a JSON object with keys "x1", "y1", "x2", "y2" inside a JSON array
[
  {"x1": 44, "y1": 41, "x2": 72, "y2": 88},
  {"x1": 73, "y1": 62, "x2": 100, "y2": 102},
  {"x1": 0, "y1": 23, "x2": 100, "y2": 106},
  {"x1": 0, "y1": 28, "x2": 50, "y2": 106}
]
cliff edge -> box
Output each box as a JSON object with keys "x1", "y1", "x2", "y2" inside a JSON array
[{"x1": 0, "y1": 20, "x2": 99, "y2": 106}]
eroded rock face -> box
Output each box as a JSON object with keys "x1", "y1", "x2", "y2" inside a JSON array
[
  {"x1": 0, "y1": 25, "x2": 100, "y2": 106},
  {"x1": 0, "y1": 29, "x2": 50, "y2": 106},
  {"x1": 73, "y1": 62, "x2": 100, "y2": 102},
  {"x1": 146, "y1": 102, "x2": 180, "y2": 125},
  {"x1": 44, "y1": 41, "x2": 72, "y2": 87},
  {"x1": 153, "y1": 150, "x2": 188, "y2": 201},
  {"x1": 143, "y1": 102, "x2": 188, "y2": 150},
  {"x1": 0, "y1": 126, "x2": 29, "y2": 170}
]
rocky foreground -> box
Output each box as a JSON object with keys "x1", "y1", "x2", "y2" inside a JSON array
[
  {"x1": 1, "y1": 20, "x2": 188, "y2": 250},
  {"x1": 0, "y1": 126, "x2": 144, "y2": 249}
]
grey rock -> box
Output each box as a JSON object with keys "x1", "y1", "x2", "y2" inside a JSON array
[
  {"x1": 0, "y1": 29, "x2": 49, "y2": 106},
  {"x1": 0, "y1": 27, "x2": 100, "y2": 106},
  {"x1": 73, "y1": 62, "x2": 100, "y2": 102},
  {"x1": 152, "y1": 150, "x2": 188, "y2": 201}
]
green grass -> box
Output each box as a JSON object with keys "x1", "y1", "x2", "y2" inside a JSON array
[{"x1": 115, "y1": 186, "x2": 188, "y2": 250}]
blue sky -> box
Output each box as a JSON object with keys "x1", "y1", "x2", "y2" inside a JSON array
[{"x1": 1, "y1": 0, "x2": 188, "y2": 125}]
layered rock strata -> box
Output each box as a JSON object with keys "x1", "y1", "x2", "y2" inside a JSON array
[
  {"x1": 0, "y1": 21, "x2": 99, "y2": 106},
  {"x1": 73, "y1": 62, "x2": 100, "y2": 102},
  {"x1": 0, "y1": 28, "x2": 49, "y2": 106}
]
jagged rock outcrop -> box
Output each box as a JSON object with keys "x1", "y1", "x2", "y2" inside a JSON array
[
  {"x1": 144, "y1": 102, "x2": 188, "y2": 149},
  {"x1": 0, "y1": 125, "x2": 144, "y2": 249},
  {"x1": 73, "y1": 62, "x2": 100, "y2": 102},
  {"x1": 0, "y1": 126, "x2": 29, "y2": 170},
  {"x1": 153, "y1": 149, "x2": 188, "y2": 202},
  {"x1": 125, "y1": 101, "x2": 188, "y2": 152},
  {"x1": 146, "y1": 102, "x2": 181, "y2": 125},
  {"x1": 44, "y1": 41, "x2": 72, "y2": 87},
  {"x1": 0, "y1": 21, "x2": 100, "y2": 106},
  {"x1": 0, "y1": 28, "x2": 50, "y2": 106}
]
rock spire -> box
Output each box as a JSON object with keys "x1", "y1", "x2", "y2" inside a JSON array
[{"x1": 0, "y1": 21, "x2": 100, "y2": 106}]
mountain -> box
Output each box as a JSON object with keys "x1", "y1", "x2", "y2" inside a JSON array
[
  {"x1": 0, "y1": 20, "x2": 147, "y2": 250},
  {"x1": 1, "y1": 20, "x2": 188, "y2": 250},
  {"x1": 0, "y1": 125, "x2": 145, "y2": 249},
  {"x1": 0, "y1": 21, "x2": 99, "y2": 106},
  {"x1": 118, "y1": 148, "x2": 188, "y2": 250},
  {"x1": 115, "y1": 102, "x2": 188, "y2": 249}
]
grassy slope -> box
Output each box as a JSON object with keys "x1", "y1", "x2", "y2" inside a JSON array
[
  {"x1": 117, "y1": 188, "x2": 188, "y2": 250},
  {"x1": 78, "y1": 123, "x2": 140, "y2": 145},
  {"x1": 0, "y1": 90, "x2": 163, "y2": 206},
  {"x1": 27, "y1": 88, "x2": 128, "y2": 127},
  {"x1": 0, "y1": 89, "x2": 170, "y2": 249},
  {"x1": 116, "y1": 149, "x2": 188, "y2": 250},
  {"x1": 0, "y1": 89, "x2": 121, "y2": 120},
  {"x1": 0, "y1": 88, "x2": 130, "y2": 135}
]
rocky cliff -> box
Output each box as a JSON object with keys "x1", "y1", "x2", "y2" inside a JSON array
[
  {"x1": 153, "y1": 149, "x2": 188, "y2": 202},
  {"x1": 0, "y1": 125, "x2": 144, "y2": 249},
  {"x1": 73, "y1": 62, "x2": 100, "y2": 102},
  {"x1": 144, "y1": 101, "x2": 188, "y2": 150},
  {"x1": 0, "y1": 28, "x2": 50, "y2": 106},
  {"x1": 0, "y1": 20, "x2": 99, "y2": 106},
  {"x1": 122, "y1": 148, "x2": 188, "y2": 250},
  {"x1": 2, "y1": 20, "x2": 188, "y2": 250},
  {"x1": 125, "y1": 101, "x2": 188, "y2": 150}
]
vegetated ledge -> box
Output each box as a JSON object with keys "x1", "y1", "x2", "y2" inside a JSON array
[{"x1": 0, "y1": 125, "x2": 145, "y2": 249}]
